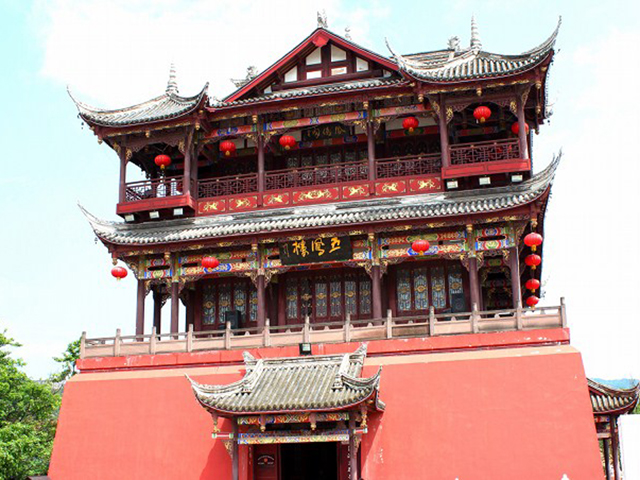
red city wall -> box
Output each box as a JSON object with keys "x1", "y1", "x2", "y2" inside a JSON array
[{"x1": 49, "y1": 331, "x2": 604, "y2": 479}]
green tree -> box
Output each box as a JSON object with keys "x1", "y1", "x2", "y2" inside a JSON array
[
  {"x1": 50, "y1": 337, "x2": 81, "y2": 384},
  {"x1": 0, "y1": 330, "x2": 60, "y2": 479}
]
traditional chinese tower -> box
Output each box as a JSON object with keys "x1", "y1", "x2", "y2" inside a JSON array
[{"x1": 50, "y1": 17, "x2": 607, "y2": 480}]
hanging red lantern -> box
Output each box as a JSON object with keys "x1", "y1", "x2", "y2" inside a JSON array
[
  {"x1": 525, "y1": 278, "x2": 540, "y2": 293},
  {"x1": 524, "y1": 232, "x2": 543, "y2": 252},
  {"x1": 473, "y1": 105, "x2": 492, "y2": 123},
  {"x1": 524, "y1": 254, "x2": 541, "y2": 270},
  {"x1": 154, "y1": 154, "x2": 171, "y2": 170},
  {"x1": 411, "y1": 238, "x2": 430, "y2": 255},
  {"x1": 111, "y1": 266, "x2": 128, "y2": 280},
  {"x1": 201, "y1": 256, "x2": 220, "y2": 269},
  {"x1": 402, "y1": 116, "x2": 419, "y2": 133},
  {"x1": 220, "y1": 140, "x2": 236, "y2": 157},
  {"x1": 525, "y1": 295, "x2": 539, "y2": 308},
  {"x1": 279, "y1": 135, "x2": 297, "y2": 150},
  {"x1": 511, "y1": 122, "x2": 530, "y2": 135}
]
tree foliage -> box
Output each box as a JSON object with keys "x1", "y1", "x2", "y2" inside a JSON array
[
  {"x1": 50, "y1": 337, "x2": 80, "y2": 384},
  {"x1": 0, "y1": 330, "x2": 60, "y2": 479}
]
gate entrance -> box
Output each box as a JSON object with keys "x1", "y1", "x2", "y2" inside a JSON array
[{"x1": 280, "y1": 442, "x2": 338, "y2": 480}]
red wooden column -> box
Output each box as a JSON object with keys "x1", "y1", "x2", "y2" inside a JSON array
[
  {"x1": 153, "y1": 288, "x2": 162, "y2": 334},
  {"x1": 468, "y1": 256, "x2": 481, "y2": 310},
  {"x1": 170, "y1": 281, "x2": 179, "y2": 334},
  {"x1": 508, "y1": 247, "x2": 522, "y2": 308},
  {"x1": 437, "y1": 94, "x2": 451, "y2": 168},
  {"x1": 366, "y1": 121, "x2": 376, "y2": 187},
  {"x1": 371, "y1": 265, "x2": 382, "y2": 319},
  {"x1": 185, "y1": 287, "x2": 195, "y2": 330},
  {"x1": 256, "y1": 274, "x2": 266, "y2": 328},
  {"x1": 611, "y1": 415, "x2": 620, "y2": 480},
  {"x1": 257, "y1": 133, "x2": 265, "y2": 205},
  {"x1": 136, "y1": 279, "x2": 145, "y2": 339},
  {"x1": 348, "y1": 415, "x2": 358, "y2": 480},
  {"x1": 516, "y1": 92, "x2": 529, "y2": 159},
  {"x1": 118, "y1": 147, "x2": 128, "y2": 203},
  {"x1": 232, "y1": 420, "x2": 239, "y2": 480},
  {"x1": 277, "y1": 274, "x2": 286, "y2": 327},
  {"x1": 183, "y1": 131, "x2": 193, "y2": 197}
]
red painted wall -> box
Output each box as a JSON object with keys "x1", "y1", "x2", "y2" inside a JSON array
[{"x1": 50, "y1": 334, "x2": 603, "y2": 479}]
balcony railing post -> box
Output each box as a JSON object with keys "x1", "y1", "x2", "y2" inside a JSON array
[
  {"x1": 471, "y1": 304, "x2": 480, "y2": 334},
  {"x1": 263, "y1": 318, "x2": 271, "y2": 347},
  {"x1": 80, "y1": 331, "x2": 86, "y2": 359},
  {"x1": 429, "y1": 307, "x2": 436, "y2": 336},
  {"x1": 385, "y1": 309, "x2": 393, "y2": 339},
  {"x1": 303, "y1": 315, "x2": 311, "y2": 343},
  {"x1": 187, "y1": 323, "x2": 194, "y2": 352},
  {"x1": 344, "y1": 314, "x2": 351, "y2": 343},
  {"x1": 224, "y1": 321, "x2": 232, "y2": 349},
  {"x1": 560, "y1": 297, "x2": 567, "y2": 328},
  {"x1": 516, "y1": 300, "x2": 523, "y2": 330},
  {"x1": 114, "y1": 328, "x2": 121, "y2": 357},
  {"x1": 150, "y1": 327, "x2": 157, "y2": 354}
]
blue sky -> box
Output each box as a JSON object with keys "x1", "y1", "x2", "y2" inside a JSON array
[{"x1": 1, "y1": 0, "x2": 639, "y2": 379}]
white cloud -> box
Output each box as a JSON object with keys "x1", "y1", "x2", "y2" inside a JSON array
[{"x1": 35, "y1": 0, "x2": 390, "y2": 107}]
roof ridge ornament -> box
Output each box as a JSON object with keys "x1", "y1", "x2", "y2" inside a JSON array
[
  {"x1": 317, "y1": 10, "x2": 328, "y2": 29},
  {"x1": 166, "y1": 63, "x2": 179, "y2": 95},
  {"x1": 345, "y1": 26, "x2": 351, "y2": 41},
  {"x1": 470, "y1": 15, "x2": 482, "y2": 51}
]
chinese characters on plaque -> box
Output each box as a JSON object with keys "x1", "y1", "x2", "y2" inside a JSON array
[{"x1": 280, "y1": 236, "x2": 353, "y2": 265}]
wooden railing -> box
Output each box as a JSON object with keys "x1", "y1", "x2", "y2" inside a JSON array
[
  {"x1": 81, "y1": 300, "x2": 567, "y2": 359},
  {"x1": 449, "y1": 138, "x2": 521, "y2": 165},
  {"x1": 376, "y1": 153, "x2": 441, "y2": 179},
  {"x1": 198, "y1": 172, "x2": 258, "y2": 198},
  {"x1": 264, "y1": 161, "x2": 369, "y2": 191},
  {"x1": 124, "y1": 175, "x2": 188, "y2": 202}
]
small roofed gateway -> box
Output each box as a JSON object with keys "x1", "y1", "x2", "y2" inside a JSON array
[{"x1": 187, "y1": 345, "x2": 382, "y2": 479}]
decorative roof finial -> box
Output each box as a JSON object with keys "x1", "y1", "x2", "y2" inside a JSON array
[
  {"x1": 317, "y1": 10, "x2": 328, "y2": 29},
  {"x1": 470, "y1": 15, "x2": 482, "y2": 50},
  {"x1": 448, "y1": 36, "x2": 461, "y2": 52},
  {"x1": 345, "y1": 26, "x2": 352, "y2": 40},
  {"x1": 166, "y1": 63, "x2": 179, "y2": 95}
]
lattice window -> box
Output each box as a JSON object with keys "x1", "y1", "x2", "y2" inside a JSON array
[
  {"x1": 395, "y1": 262, "x2": 466, "y2": 314},
  {"x1": 286, "y1": 278, "x2": 298, "y2": 320},
  {"x1": 330, "y1": 278, "x2": 342, "y2": 317},
  {"x1": 203, "y1": 284, "x2": 217, "y2": 325},
  {"x1": 201, "y1": 279, "x2": 256, "y2": 326}
]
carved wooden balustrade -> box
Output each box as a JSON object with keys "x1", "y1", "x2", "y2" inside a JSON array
[
  {"x1": 449, "y1": 138, "x2": 521, "y2": 165},
  {"x1": 198, "y1": 172, "x2": 259, "y2": 198},
  {"x1": 264, "y1": 161, "x2": 369, "y2": 191},
  {"x1": 124, "y1": 176, "x2": 195, "y2": 202},
  {"x1": 376, "y1": 153, "x2": 441, "y2": 179},
  {"x1": 81, "y1": 300, "x2": 567, "y2": 359}
]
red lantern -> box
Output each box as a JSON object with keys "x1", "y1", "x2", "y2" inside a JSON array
[
  {"x1": 201, "y1": 256, "x2": 220, "y2": 269},
  {"x1": 402, "y1": 116, "x2": 419, "y2": 133},
  {"x1": 511, "y1": 122, "x2": 530, "y2": 135},
  {"x1": 220, "y1": 140, "x2": 236, "y2": 157},
  {"x1": 411, "y1": 238, "x2": 430, "y2": 255},
  {"x1": 524, "y1": 232, "x2": 543, "y2": 252},
  {"x1": 111, "y1": 266, "x2": 128, "y2": 280},
  {"x1": 525, "y1": 254, "x2": 542, "y2": 270},
  {"x1": 526, "y1": 295, "x2": 539, "y2": 308},
  {"x1": 154, "y1": 154, "x2": 171, "y2": 170},
  {"x1": 279, "y1": 135, "x2": 296, "y2": 150},
  {"x1": 525, "y1": 278, "x2": 540, "y2": 293},
  {"x1": 473, "y1": 106, "x2": 491, "y2": 123}
]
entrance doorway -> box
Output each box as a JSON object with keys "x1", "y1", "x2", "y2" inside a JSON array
[{"x1": 280, "y1": 442, "x2": 338, "y2": 480}]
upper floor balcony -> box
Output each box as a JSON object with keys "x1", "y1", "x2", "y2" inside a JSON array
[{"x1": 117, "y1": 137, "x2": 529, "y2": 219}]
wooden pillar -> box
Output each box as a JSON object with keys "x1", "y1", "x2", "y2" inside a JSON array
[
  {"x1": 278, "y1": 275, "x2": 286, "y2": 326},
  {"x1": 603, "y1": 438, "x2": 612, "y2": 480},
  {"x1": 183, "y1": 133, "x2": 192, "y2": 197},
  {"x1": 170, "y1": 281, "x2": 179, "y2": 334},
  {"x1": 136, "y1": 279, "x2": 145, "y2": 338},
  {"x1": 118, "y1": 148, "x2": 128, "y2": 203},
  {"x1": 257, "y1": 133, "x2": 265, "y2": 204},
  {"x1": 508, "y1": 247, "x2": 522, "y2": 309},
  {"x1": 371, "y1": 265, "x2": 382, "y2": 319},
  {"x1": 185, "y1": 287, "x2": 195, "y2": 330},
  {"x1": 348, "y1": 416, "x2": 358, "y2": 480},
  {"x1": 611, "y1": 416, "x2": 620, "y2": 480},
  {"x1": 256, "y1": 274, "x2": 266, "y2": 328},
  {"x1": 468, "y1": 256, "x2": 481, "y2": 310},
  {"x1": 438, "y1": 95, "x2": 450, "y2": 168},
  {"x1": 367, "y1": 122, "x2": 376, "y2": 184},
  {"x1": 232, "y1": 420, "x2": 239, "y2": 480},
  {"x1": 516, "y1": 92, "x2": 529, "y2": 159},
  {"x1": 153, "y1": 288, "x2": 162, "y2": 334}
]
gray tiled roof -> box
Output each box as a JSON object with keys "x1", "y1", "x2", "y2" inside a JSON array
[
  {"x1": 187, "y1": 345, "x2": 383, "y2": 414},
  {"x1": 211, "y1": 77, "x2": 405, "y2": 108},
  {"x1": 390, "y1": 18, "x2": 560, "y2": 83},
  {"x1": 82, "y1": 155, "x2": 560, "y2": 246},
  {"x1": 588, "y1": 379, "x2": 640, "y2": 415},
  {"x1": 69, "y1": 84, "x2": 208, "y2": 127}
]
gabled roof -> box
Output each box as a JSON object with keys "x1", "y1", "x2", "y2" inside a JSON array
[
  {"x1": 223, "y1": 27, "x2": 399, "y2": 104},
  {"x1": 588, "y1": 378, "x2": 640, "y2": 415},
  {"x1": 69, "y1": 66, "x2": 208, "y2": 128},
  {"x1": 81, "y1": 154, "x2": 560, "y2": 247},
  {"x1": 388, "y1": 17, "x2": 561, "y2": 84},
  {"x1": 186, "y1": 345, "x2": 383, "y2": 415}
]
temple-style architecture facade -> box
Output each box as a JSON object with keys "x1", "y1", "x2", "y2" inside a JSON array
[{"x1": 49, "y1": 16, "x2": 618, "y2": 480}]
